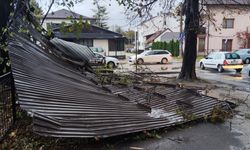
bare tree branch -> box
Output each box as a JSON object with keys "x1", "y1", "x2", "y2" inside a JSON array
[{"x1": 41, "y1": 0, "x2": 55, "y2": 26}]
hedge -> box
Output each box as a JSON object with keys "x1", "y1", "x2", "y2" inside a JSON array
[{"x1": 151, "y1": 40, "x2": 180, "y2": 56}]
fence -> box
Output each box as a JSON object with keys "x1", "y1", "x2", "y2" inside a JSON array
[{"x1": 0, "y1": 72, "x2": 15, "y2": 140}]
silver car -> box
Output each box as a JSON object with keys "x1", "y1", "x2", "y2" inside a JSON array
[{"x1": 235, "y1": 49, "x2": 250, "y2": 64}]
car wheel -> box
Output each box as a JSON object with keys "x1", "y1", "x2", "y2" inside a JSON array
[
  {"x1": 137, "y1": 59, "x2": 144, "y2": 65},
  {"x1": 107, "y1": 62, "x2": 115, "y2": 69},
  {"x1": 245, "y1": 58, "x2": 250, "y2": 64},
  {"x1": 200, "y1": 62, "x2": 205, "y2": 70},
  {"x1": 217, "y1": 65, "x2": 224, "y2": 73},
  {"x1": 161, "y1": 58, "x2": 168, "y2": 64},
  {"x1": 236, "y1": 69, "x2": 242, "y2": 73}
]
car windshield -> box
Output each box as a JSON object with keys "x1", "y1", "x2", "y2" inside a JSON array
[{"x1": 225, "y1": 53, "x2": 240, "y2": 59}]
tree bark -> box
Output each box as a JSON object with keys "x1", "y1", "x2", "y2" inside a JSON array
[
  {"x1": 178, "y1": 0, "x2": 199, "y2": 80},
  {"x1": 0, "y1": 0, "x2": 11, "y2": 75}
]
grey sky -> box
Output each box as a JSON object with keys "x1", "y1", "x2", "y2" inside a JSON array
[
  {"x1": 37, "y1": 0, "x2": 180, "y2": 30},
  {"x1": 37, "y1": 0, "x2": 135, "y2": 30}
]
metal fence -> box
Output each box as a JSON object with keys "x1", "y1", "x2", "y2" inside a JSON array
[{"x1": 0, "y1": 72, "x2": 15, "y2": 140}]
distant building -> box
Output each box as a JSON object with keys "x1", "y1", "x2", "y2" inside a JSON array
[
  {"x1": 52, "y1": 24, "x2": 125, "y2": 58},
  {"x1": 136, "y1": 13, "x2": 179, "y2": 50},
  {"x1": 42, "y1": 9, "x2": 96, "y2": 30},
  {"x1": 42, "y1": 9, "x2": 125, "y2": 58},
  {"x1": 201, "y1": 0, "x2": 250, "y2": 54},
  {"x1": 145, "y1": 29, "x2": 180, "y2": 49}
]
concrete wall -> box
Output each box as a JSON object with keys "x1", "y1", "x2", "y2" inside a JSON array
[{"x1": 206, "y1": 6, "x2": 250, "y2": 52}]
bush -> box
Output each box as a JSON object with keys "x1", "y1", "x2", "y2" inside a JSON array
[{"x1": 152, "y1": 40, "x2": 180, "y2": 56}]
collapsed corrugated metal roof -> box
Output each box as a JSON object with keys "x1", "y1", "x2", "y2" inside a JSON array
[
  {"x1": 7, "y1": 0, "x2": 222, "y2": 138},
  {"x1": 50, "y1": 38, "x2": 95, "y2": 66}
]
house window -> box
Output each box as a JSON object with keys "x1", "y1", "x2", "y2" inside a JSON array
[
  {"x1": 223, "y1": 18, "x2": 234, "y2": 28},
  {"x1": 79, "y1": 39, "x2": 93, "y2": 47},
  {"x1": 222, "y1": 39, "x2": 233, "y2": 51}
]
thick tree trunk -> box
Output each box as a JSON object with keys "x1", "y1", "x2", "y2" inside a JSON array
[
  {"x1": 178, "y1": 0, "x2": 199, "y2": 80},
  {"x1": 0, "y1": 0, "x2": 11, "y2": 75}
]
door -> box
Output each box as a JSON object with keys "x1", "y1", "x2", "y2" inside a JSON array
[
  {"x1": 198, "y1": 37, "x2": 205, "y2": 52},
  {"x1": 222, "y1": 39, "x2": 233, "y2": 51},
  {"x1": 247, "y1": 38, "x2": 250, "y2": 48},
  {"x1": 143, "y1": 51, "x2": 155, "y2": 63},
  {"x1": 203, "y1": 52, "x2": 215, "y2": 68}
]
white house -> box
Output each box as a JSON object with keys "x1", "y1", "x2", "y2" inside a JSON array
[
  {"x1": 41, "y1": 9, "x2": 125, "y2": 58},
  {"x1": 42, "y1": 9, "x2": 96, "y2": 30},
  {"x1": 200, "y1": 1, "x2": 250, "y2": 54},
  {"x1": 136, "y1": 13, "x2": 179, "y2": 50}
]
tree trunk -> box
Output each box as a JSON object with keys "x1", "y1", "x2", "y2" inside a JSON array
[
  {"x1": 178, "y1": 0, "x2": 199, "y2": 80},
  {"x1": 0, "y1": 0, "x2": 11, "y2": 75}
]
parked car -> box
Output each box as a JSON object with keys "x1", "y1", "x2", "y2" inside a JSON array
[
  {"x1": 235, "y1": 49, "x2": 250, "y2": 64},
  {"x1": 90, "y1": 47, "x2": 106, "y2": 56},
  {"x1": 94, "y1": 53, "x2": 119, "y2": 68},
  {"x1": 128, "y1": 50, "x2": 172, "y2": 64},
  {"x1": 199, "y1": 52, "x2": 243, "y2": 73}
]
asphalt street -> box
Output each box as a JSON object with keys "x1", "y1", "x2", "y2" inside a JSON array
[{"x1": 196, "y1": 64, "x2": 250, "y2": 91}]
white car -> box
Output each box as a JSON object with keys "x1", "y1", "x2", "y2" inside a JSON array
[
  {"x1": 90, "y1": 47, "x2": 106, "y2": 56},
  {"x1": 199, "y1": 52, "x2": 243, "y2": 73},
  {"x1": 128, "y1": 50, "x2": 173, "y2": 64},
  {"x1": 94, "y1": 53, "x2": 119, "y2": 68}
]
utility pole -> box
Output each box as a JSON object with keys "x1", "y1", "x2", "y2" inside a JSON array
[
  {"x1": 179, "y1": 2, "x2": 184, "y2": 57},
  {"x1": 206, "y1": 21, "x2": 210, "y2": 55},
  {"x1": 135, "y1": 31, "x2": 138, "y2": 73}
]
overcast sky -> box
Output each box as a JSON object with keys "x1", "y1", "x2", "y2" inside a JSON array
[{"x1": 37, "y1": 0, "x2": 137, "y2": 30}]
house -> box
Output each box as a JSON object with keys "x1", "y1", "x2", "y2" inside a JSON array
[
  {"x1": 136, "y1": 13, "x2": 179, "y2": 50},
  {"x1": 145, "y1": 29, "x2": 180, "y2": 49},
  {"x1": 42, "y1": 9, "x2": 96, "y2": 30},
  {"x1": 52, "y1": 24, "x2": 125, "y2": 58},
  {"x1": 42, "y1": 9, "x2": 125, "y2": 58},
  {"x1": 200, "y1": 0, "x2": 250, "y2": 54}
]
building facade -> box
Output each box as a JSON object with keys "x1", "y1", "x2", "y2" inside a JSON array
[
  {"x1": 136, "y1": 13, "x2": 179, "y2": 50},
  {"x1": 42, "y1": 9, "x2": 125, "y2": 58},
  {"x1": 199, "y1": 1, "x2": 250, "y2": 55}
]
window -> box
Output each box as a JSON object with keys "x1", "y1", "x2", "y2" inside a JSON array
[
  {"x1": 147, "y1": 51, "x2": 155, "y2": 55},
  {"x1": 207, "y1": 53, "x2": 215, "y2": 59},
  {"x1": 225, "y1": 53, "x2": 240, "y2": 59},
  {"x1": 223, "y1": 18, "x2": 234, "y2": 28},
  {"x1": 156, "y1": 51, "x2": 169, "y2": 54},
  {"x1": 79, "y1": 39, "x2": 93, "y2": 47}
]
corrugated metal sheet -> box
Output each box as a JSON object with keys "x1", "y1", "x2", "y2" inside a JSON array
[
  {"x1": 50, "y1": 38, "x2": 96, "y2": 65},
  {"x1": 7, "y1": 1, "x2": 222, "y2": 138}
]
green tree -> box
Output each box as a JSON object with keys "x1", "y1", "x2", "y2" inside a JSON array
[
  {"x1": 123, "y1": 30, "x2": 135, "y2": 44},
  {"x1": 115, "y1": 25, "x2": 123, "y2": 34},
  {"x1": 92, "y1": 0, "x2": 109, "y2": 29},
  {"x1": 30, "y1": 0, "x2": 43, "y2": 16}
]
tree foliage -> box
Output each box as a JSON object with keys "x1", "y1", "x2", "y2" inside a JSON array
[
  {"x1": 29, "y1": 0, "x2": 43, "y2": 16},
  {"x1": 92, "y1": 0, "x2": 109, "y2": 29},
  {"x1": 152, "y1": 41, "x2": 179, "y2": 56},
  {"x1": 123, "y1": 30, "x2": 135, "y2": 45}
]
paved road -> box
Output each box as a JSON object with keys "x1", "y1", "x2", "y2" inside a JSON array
[
  {"x1": 196, "y1": 64, "x2": 250, "y2": 91},
  {"x1": 121, "y1": 61, "x2": 250, "y2": 90}
]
